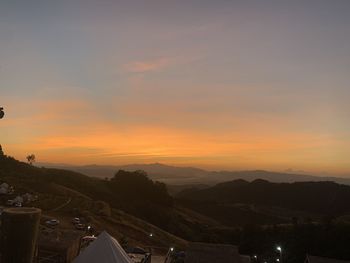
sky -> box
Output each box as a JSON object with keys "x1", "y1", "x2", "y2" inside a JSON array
[{"x1": 1, "y1": 0, "x2": 350, "y2": 175}]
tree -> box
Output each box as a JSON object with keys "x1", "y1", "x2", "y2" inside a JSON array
[
  {"x1": 0, "y1": 107, "x2": 4, "y2": 119},
  {"x1": 26, "y1": 154, "x2": 36, "y2": 165}
]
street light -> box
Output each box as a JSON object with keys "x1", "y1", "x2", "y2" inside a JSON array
[
  {"x1": 149, "y1": 233, "x2": 153, "y2": 237},
  {"x1": 276, "y1": 246, "x2": 282, "y2": 263}
]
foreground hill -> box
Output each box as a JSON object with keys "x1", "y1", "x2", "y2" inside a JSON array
[
  {"x1": 177, "y1": 179, "x2": 350, "y2": 223},
  {"x1": 38, "y1": 162, "x2": 350, "y2": 186}
]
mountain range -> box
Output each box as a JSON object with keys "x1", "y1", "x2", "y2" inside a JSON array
[{"x1": 37, "y1": 162, "x2": 350, "y2": 186}]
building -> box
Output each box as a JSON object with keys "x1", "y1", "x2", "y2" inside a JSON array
[
  {"x1": 240, "y1": 255, "x2": 252, "y2": 263},
  {"x1": 37, "y1": 229, "x2": 82, "y2": 263},
  {"x1": 305, "y1": 255, "x2": 350, "y2": 263},
  {"x1": 184, "y1": 242, "x2": 243, "y2": 263}
]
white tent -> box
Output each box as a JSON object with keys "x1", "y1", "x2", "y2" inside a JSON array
[{"x1": 73, "y1": 231, "x2": 133, "y2": 263}]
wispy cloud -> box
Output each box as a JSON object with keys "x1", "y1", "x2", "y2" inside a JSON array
[
  {"x1": 124, "y1": 55, "x2": 201, "y2": 74},
  {"x1": 124, "y1": 57, "x2": 172, "y2": 73}
]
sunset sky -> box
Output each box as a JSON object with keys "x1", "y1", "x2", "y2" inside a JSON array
[{"x1": 1, "y1": 0, "x2": 350, "y2": 175}]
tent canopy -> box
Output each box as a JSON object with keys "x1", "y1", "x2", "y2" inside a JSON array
[{"x1": 73, "y1": 231, "x2": 133, "y2": 263}]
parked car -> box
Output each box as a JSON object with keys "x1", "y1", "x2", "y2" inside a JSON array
[
  {"x1": 6, "y1": 200, "x2": 14, "y2": 206},
  {"x1": 75, "y1": 223, "x2": 85, "y2": 230},
  {"x1": 14, "y1": 202, "x2": 22, "y2": 207},
  {"x1": 125, "y1": 247, "x2": 147, "y2": 254},
  {"x1": 82, "y1": 235, "x2": 97, "y2": 242},
  {"x1": 45, "y1": 219, "x2": 60, "y2": 227},
  {"x1": 72, "y1": 217, "x2": 80, "y2": 224}
]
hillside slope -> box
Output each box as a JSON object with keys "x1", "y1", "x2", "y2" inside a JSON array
[
  {"x1": 178, "y1": 179, "x2": 350, "y2": 215},
  {"x1": 0, "y1": 153, "x2": 226, "y2": 246}
]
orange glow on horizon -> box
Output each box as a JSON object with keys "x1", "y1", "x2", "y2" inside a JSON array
[{"x1": 0, "y1": 96, "x2": 349, "y2": 175}]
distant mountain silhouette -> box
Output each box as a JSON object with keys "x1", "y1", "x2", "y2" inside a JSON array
[
  {"x1": 37, "y1": 163, "x2": 207, "y2": 183},
  {"x1": 37, "y1": 162, "x2": 350, "y2": 186}
]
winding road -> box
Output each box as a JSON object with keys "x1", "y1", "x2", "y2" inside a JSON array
[{"x1": 50, "y1": 197, "x2": 72, "y2": 212}]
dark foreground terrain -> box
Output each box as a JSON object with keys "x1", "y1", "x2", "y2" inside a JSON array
[{"x1": 2, "y1": 151, "x2": 350, "y2": 262}]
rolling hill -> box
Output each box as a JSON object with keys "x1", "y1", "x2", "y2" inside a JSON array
[{"x1": 176, "y1": 179, "x2": 350, "y2": 227}]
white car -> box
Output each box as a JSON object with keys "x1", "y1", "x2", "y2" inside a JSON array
[
  {"x1": 14, "y1": 202, "x2": 22, "y2": 207},
  {"x1": 45, "y1": 219, "x2": 60, "y2": 227}
]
